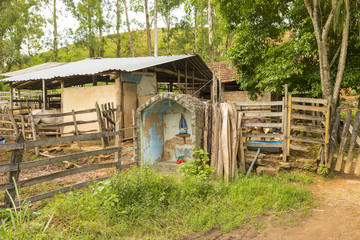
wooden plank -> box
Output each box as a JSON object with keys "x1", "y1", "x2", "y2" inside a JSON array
[
  {"x1": 244, "y1": 142, "x2": 282, "y2": 148},
  {"x1": 243, "y1": 112, "x2": 282, "y2": 117},
  {"x1": 115, "y1": 122, "x2": 121, "y2": 162},
  {"x1": 235, "y1": 101, "x2": 283, "y2": 106},
  {"x1": 323, "y1": 97, "x2": 331, "y2": 167},
  {"x1": 20, "y1": 146, "x2": 123, "y2": 170},
  {"x1": 238, "y1": 112, "x2": 245, "y2": 174},
  {"x1": 348, "y1": 124, "x2": 360, "y2": 147},
  {"x1": 3, "y1": 134, "x2": 24, "y2": 208},
  {"x1": 243, "y1": 133, "x2": 283, "y2": 139},
  {"x1": 220, "y1": 103, "x2": 230, "y2": 181},
  {"x1": 291, "y1": 97, "x2": 327, "y2": 105},
  {"x1": 282, "y1": 90, "x2": 288, "y2": 162},
  {"x1": 30, "y1": 114, "x2": 39, "y2": 156},
  {"x1": 290, "y1": 136, "x2": 324, "y2": 144},
  {"x1": 291, "y1": 125, "x2": 325, "y2": 134},
  {"x1": 229, "y1": 104, "x2": 238, "y2": 179},
  {"x1": 290, "y1": 144, "x2": 310, "y2": 152},
  {"x1": 122, "y1": 83, "x2": 137, "y2": 138},
  {"x1": 291, "y1": 104, "x2": 327, "y2": 113},
  {"x1": 242, "y1": 122, "x2": 282, "y2": 128},
  {"x1": 96, "y1": 102, "x2": 107, "y2": 148},
  {"x1": 291, "y1": 113, "x2": 326, "y2": 122},
  {"x1": 354, "y1": 152, "x2": 360, "y2": 176},
  {"x1": 286, "y1": 95, "x2": 292, "y2": 156},
  {"x1": 335, "y1": 110, "x2": 352, "y2": 171},
  {"x1": 37, "y1": 120, "x2": 98, "y2": 128},
  {"x1": 117, "y1": 155, "x2": 136, "y2": 162},
  {"x1": 32, "y1": 108, "x2": 96, "y2": 118},
  {"x1": 327, "y1": 107, "x2": 341, "y2": 168},
  {"x1": 0, "y1": 163, "x2": 18, "y2": 173},
  {"x1": 6, "y1": 107, "x2": 19, "y2": 135},
  {"x1": 72, "y1": 110, "x2": 81, "y2": 150},
  {"x1": 344, "y1": 111, "x2": 360, "y2": 174}
]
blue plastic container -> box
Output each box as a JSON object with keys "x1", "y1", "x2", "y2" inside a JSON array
[{"x1": 246, "y1": 140, "x2": 282, "y2": 153}]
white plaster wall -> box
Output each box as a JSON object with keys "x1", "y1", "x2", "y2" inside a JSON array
[
  {"x1": 163, "y1": 103, "x2": 193, "y2": 162},
  {"x1": 62, "y1": 85, "x2": 116, "y2": 133}
]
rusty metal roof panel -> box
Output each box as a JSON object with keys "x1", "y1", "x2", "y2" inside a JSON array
[{"x1": 1, "y1": 55, "x2": 204, "y2": 82}]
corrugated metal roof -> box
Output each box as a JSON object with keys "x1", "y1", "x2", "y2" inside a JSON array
[
  {"x1": 1, "y1": 55, "x2": 198, "y2": 82},
  {"x1": 0, "y1": 62, "x2": 69, "y2": 77}
]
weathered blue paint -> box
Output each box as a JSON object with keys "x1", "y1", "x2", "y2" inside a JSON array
[
  {"x1": 141, "y1": 99, "x2": 176, "y2": 165},
  {"x1": 122, "y1": 73, "x2": 143, "y2": 84}
]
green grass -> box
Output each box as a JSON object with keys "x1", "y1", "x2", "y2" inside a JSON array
[{"x1": 0, "y1": 167, "x2": 314, "y2": 239}]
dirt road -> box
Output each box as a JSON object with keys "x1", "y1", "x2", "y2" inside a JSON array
[{"x1": 188, "y1": 175, "x2": 360, "y2": 240}]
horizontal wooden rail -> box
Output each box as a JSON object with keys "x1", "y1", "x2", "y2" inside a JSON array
[
  {"x1": 242, "y1": 123, "x2": 282, "y2": 128},
  {"x1": 348, "y1": 124, "x2": 360, "y2": 146},
  {"x1": 291, "y1": 104, "x2": 327, "y2": 113},
  {"x1": 38, "y1": 119, "x2": 98, "y2": 128},
  {"x1": 32, "y1": 108, "x2": 97, "y2": 118},
  {"x1": 244, "y1": 142, "x2": 283, "y2": 148},
  {"x1": 291, "y1": 125, "x2": 325, "y2": 134},
  {"x1": 0, "y1": 131, "x2": 122, "y2": 151},
  {"x1": 243, "y1": 133, "x2": 283, "y2": 139},
  {"x1": 292, "y1": 113, "x2": 325, "y2": 122},
  {"x1": 236, "y1": 101, "x2": 283, "y2": 106},
  {"x1": 290, "y1": 136, "x2": 324, "y2": 144},
  {"x1": 243, "y1": 112, "x2": 283, "y2": 117},
  {"x1": 292, "y1": 97, "x2": 327, "y2": 105}
]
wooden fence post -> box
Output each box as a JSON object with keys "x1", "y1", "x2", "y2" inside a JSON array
[
  {"x1": 335, "y1": 109, "x2": 352, "y2": 171},
  {"x1": 4, "y1": 133, "x2": 25, "y2": 208},
  {"x1": 95, "y1": 102, "x2": 107, "y2": 148},
  {"x1": 344, "y1": 111, "x2": 360, "y2": 173},
  {"x1": 30, "y1": 114, "x2": 39, "y2": 156},
  {"x1": 132, "y1": 109, "x2": 138, "y2": 164},
  {"x1": 114, "y1": 121, "x2": 121, "y2": 166},
  {"x1": 286, "y1": 94, "x2": 292, "y2": 157},
  {"x1": 323, "y1": 97, "x2": 331, "y2": 166},
  {"x1": 282, "y1": 84, "x2": 288, "y2": 162},
  {"x1": 72, "y1": 110, "x2": 81, "y2": 150},
  {"x1": 327, "y1": 107, "x2": 341, "y2": 169}
]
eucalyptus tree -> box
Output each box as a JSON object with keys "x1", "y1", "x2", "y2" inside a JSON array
[
  {"x1": 122, "y1": 0, "x2": 135, "y2": 57},
  {"x1": 158, "y1": 0, "x2": 182, "y2": 55}
]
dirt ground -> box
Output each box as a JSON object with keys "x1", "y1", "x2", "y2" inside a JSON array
[{"x1": 187, "y1": 174, "x2": 360, "y2": 240}]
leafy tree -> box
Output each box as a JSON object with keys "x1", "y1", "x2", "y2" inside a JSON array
[{"x1": 216, "y1": 0, "x2": 358, "y2": 109}]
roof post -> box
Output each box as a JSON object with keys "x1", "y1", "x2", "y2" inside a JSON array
[
  {"x1": 42, "y1": 79, "x2": 47, "y2": 110},
  {"x1": 9, "y1": 82, "x2": 13, "y2": 110},
  {"x1": 185, "y1": 60, "x2": 188, "y2": 94}
]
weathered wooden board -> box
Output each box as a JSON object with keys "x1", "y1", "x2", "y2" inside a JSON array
[
  {"x1": 235, "y1": 101, "x2": 283, "y2": 106},
  {"x1": 335, "y1": 110, "x2": 352, "y2": 171},
  {"x1": 291, "y1": 104, "x2": 327, "y2": 113},
  {"x1": 290, "y1": 136, "x2": 324, "y2": 144},
  {"x1": 122, "y1": 82, "x2": 137, "y2": 138},
  {"x1": 291, "y1": 113, "x2": 326, "y2": 122},
  {"x1": 292, "y1": 97, "x2": 327, "y2": 105}
]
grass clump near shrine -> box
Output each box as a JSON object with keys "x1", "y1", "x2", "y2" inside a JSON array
[{"x1": 0, "y1": 167, "x2": 314, "y2": 239}]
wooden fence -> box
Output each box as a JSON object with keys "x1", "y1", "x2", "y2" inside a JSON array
[
  {"x1": 0, "y1": 124, "x2": 138, "y2": 208},
  {"x1": 327, "y1": 109, "x2": 360, "y2": 175}
]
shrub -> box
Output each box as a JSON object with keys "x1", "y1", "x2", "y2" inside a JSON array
[{"x1": 177, "y1": 149, "x2": 215, "y2": 180}]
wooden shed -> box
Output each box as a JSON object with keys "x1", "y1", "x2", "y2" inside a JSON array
[{"x1": 0, "y1": 55, "x2": 212, "y2": 135}]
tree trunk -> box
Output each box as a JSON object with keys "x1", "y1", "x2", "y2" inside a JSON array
[
  {"x1": 98, "y1": 0, "x2": 104, "y2": 57},
  {"x1": 194, "y1": 7, "x2": 197, "y2": 53},
  {"x1": 154, "y1": 0, "x2": 158, "y2": 57},
  {"x1": 166, "y1": 10, "x2": 170, "y2": 55},
  {"x1": 87, "y1": 0, "x2": 94, "y2": 58},
  {"x1": 332, "y1": 0, "x2": 350, "y2": 108},
  {"x1": 53, "y1": 0, "x2": 58, "y2": 62},
  {"x1": 116, "y1": 0, "x2": 121, "y2": 57},
  {"x1": 208, "y1": 0, "x2": 214, "y2": 63},
  {"x1": 144, "y1": 0, "x2": 152, "y2": 56},
  {"x1": 123, "y1": 0, "x2": 135, "y2": 57}
]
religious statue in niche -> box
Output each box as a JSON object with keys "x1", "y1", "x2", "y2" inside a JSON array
[{"x1": 176, "y1": 113, "x2": 190, "y2": 144}]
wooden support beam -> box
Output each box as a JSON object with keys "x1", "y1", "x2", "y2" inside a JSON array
[
  {"x1": 42, "y1": 79, "x2": 47, "y2": 110},
  {"x1": 185, "y1": 60, "x2": 188, "y2": 94},
  {"x1": 154, "y1": 67, "x2": 208, "y2": 82},
  {"x1": 9, "y1": 82, "x2": 13, "y2": 110},
  {"x1": 192, "y1": 68, "x2": 195, "y2": 93},
  {"x1": 17, "y1": 88, "x2": 21, "y2": 108},
  {"x1": 177, "y1": 70, "x2": 181, "y2": 93}
]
